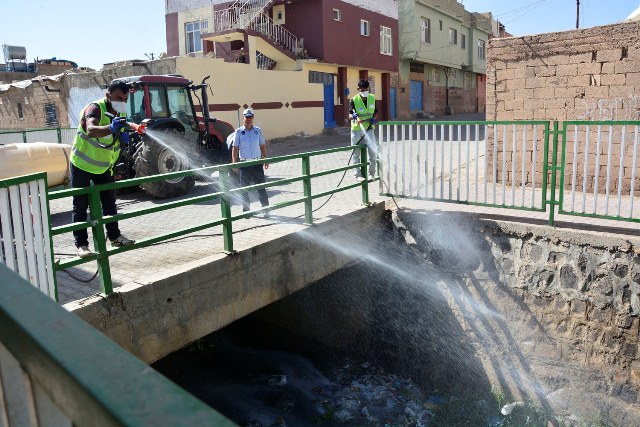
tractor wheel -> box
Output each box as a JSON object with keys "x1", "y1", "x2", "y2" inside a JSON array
[{"x1": 133, "y1": 128, "x2": 194, "y2": 198}]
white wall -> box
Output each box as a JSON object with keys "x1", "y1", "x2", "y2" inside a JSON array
[
  {"x1": 67, "y1": 86, "x2": 104, "y2": 128},
  {"x1": 166, "y1": 0, "x2": 227, "y2": 14},
  {"x1": 341, "y1": 0, "x2": 398, "y2": 19}
]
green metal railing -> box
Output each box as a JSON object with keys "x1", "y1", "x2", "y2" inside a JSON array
[
  {"x1": 378, "y1": 120, "x2": 640, "y2": 227},
  {"x1": 48, "y1": 145, "x2": 371, "y2": 298},
  {"x1": 0, "y1": 127, "x2": 75, "y2": 145},
  {"x1": 378, "y1": 120, "x2": 551, "y2": 212},
  {"x1": 0, "y1": 262, "x2": 237, "y2": 426},
  {"x1": 557, "y1": 121, "x2": 640, "y2": 224}
]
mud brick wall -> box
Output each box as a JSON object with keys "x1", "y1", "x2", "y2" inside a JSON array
[
  {"x1": 485, "y1": 21, "x2": 640, "y2": 193},
  {"x1": 0, "y1": 81, "x2": 68, "y2": 130}
]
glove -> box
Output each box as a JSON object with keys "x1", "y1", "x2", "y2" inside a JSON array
[
  {"x1": 370, "y1": 118, "x2": 377, "y2": 126},
  {"x1": 109, "y1": 117, "x2": 127, "y2": 134},
  {"x1": 350, "y1": 113, "x2": 358, "y2": 121},
  {"x1": 119, "y1": 131, "x2": 130, "y2": 143}
]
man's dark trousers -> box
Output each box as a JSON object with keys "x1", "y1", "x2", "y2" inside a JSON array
[
  {"x1": 239, "y1": 164, "x2": 269, "y2": 211},
  {"x1": 70, "y1": 163, "x2": 121, "y2": 247}
]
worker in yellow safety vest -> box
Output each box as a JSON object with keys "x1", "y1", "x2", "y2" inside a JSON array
[
  {"x1": 70, "y1": 79, "x2": 135, "y2": 258},
  {"x1": 348, "y1": 79, "x2": 378, "y2": 182}
]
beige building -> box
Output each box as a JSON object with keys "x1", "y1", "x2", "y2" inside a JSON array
[{"x1": 0, "y1": 55, "x2": 389, "y2": 140}]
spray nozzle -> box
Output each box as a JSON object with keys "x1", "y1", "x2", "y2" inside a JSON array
[{"x1": 128, "y1": 122, "x2": 146, "y2": 135}]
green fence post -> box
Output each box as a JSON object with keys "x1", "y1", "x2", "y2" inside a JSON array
[
  {"x1": 87, "y1": 186, "x2": 113, "y2": 295},
  {"x1": 56, "y1": 127, "x2": 62, "y2": 144},
  {"x1": 22, "y1": 131, "x2": 27, "y2": 144},
  {"x1": 302, "y1": 156, "x2": 313, "y2": 225},
  {"x1": 548, "y1": 121, "x2": 560, "y2": 226},
  {"x1": 220, "y1": 171, "x2": 234, "y2": 253},
  {"x1": 360, "y1": 144, "x2": 369, "y2": 204}
]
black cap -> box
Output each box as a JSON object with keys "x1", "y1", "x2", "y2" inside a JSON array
[{"x1": 357, "y1": 79, "x2": 370, "y2": 89}]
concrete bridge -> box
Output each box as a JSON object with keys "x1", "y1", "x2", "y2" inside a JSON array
[{"x1": 49, "y1": 133, "x2": 389, "y2": 363}]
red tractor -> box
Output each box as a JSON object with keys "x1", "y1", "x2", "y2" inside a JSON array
[{"x1": 115, "y1": 74, "x2": 236, "y2": 198}]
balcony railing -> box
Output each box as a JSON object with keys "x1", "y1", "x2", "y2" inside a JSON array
[
  {"x1": 210, "y1": 0, "x2": 299, "y2": 56},
  {"x1": 256, "y1": 51, "x2": 276, "y2": 70},
  {"x1": 249, "y1": 13, "x2": 298, "y2": 54},
  {"x1": 212, "y1": 0, "x2": 273, "y2": 32}
]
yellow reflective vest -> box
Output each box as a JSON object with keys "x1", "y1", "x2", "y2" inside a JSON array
[
  {"x1": 70, "y1": 98, "x2": 123, "y2": 174},
  {"x1": 351, "y1": 93, "x2": 376, "y2": 131}
]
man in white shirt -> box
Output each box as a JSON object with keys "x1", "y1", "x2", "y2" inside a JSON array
[{"x1": 231, "y1": 108, "x2": 270, "y2": 215}]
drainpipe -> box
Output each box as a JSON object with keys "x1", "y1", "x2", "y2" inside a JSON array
[{"x1": 443, "y1": 67, "x2": 452, "y2": 115}]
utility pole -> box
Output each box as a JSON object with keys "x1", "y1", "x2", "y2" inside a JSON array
[{"x1": 576, "y1": 0, "x2": 580, "y2": 29}]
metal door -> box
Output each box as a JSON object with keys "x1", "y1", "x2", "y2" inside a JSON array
[
  {"x1": 323, "y1": 82, "x2": 336, "y2": 128},
  {"x1": 390, "y1": 87, "x2": 397, "y2": 119},
  {"x1": 409, "y1": 80, "x2": 423, "y2": 112}
]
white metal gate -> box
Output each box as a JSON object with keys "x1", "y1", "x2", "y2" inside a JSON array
[
  {"x1": 0, "y1": 172, "x2": 56, "y2": 299},
  {"x1": 378, "y1": 121, "x2": 550, "y2": 212}
]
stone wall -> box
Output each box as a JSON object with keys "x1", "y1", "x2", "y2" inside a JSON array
[
  {"x1": 486, "y1": 21, "x2": 640, "y2": 193},
  {"x1": 397, "y1": 210, "x2": 640, "y2": 416},
  {"x1": 486, "y1": 21, "x2": 640, "y2": 122},
  {"x1": 0, "y1": 71, "x2": 36, "y2": 84},
  {"x1": 0, "y1": 80, "x2": 68, "y2": 130}
]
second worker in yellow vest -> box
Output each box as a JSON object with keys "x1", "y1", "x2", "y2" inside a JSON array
[{"x1": 349, "y1": 79, "x2": 378, "y2": 182}]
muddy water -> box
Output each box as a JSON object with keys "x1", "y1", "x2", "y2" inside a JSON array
[
  {"x1": 154, "y1": 316, "x2": 437, "y2": 427},
  {"x1": 153, "y1": 256, "x2": 533, "y2": 427}
]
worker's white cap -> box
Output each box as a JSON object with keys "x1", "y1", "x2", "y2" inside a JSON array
[{"x1": 243, "y1": 108, "x2": 254, "y2": 117}]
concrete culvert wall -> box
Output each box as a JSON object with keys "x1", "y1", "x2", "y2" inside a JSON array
[
  {"x1": 252, "y1": 209, "x2": 640, "y2": 425},
  {"x1": 398, "y1": 210, "x2": 640, "y2": 422}
]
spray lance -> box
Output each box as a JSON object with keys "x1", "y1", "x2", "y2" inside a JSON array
[
  {"x1": 351, "y1": 112, "x2": 376, "y2": 145},
  {"x1": 105, "y1": 111, "x2": 147, "y2": 135}
]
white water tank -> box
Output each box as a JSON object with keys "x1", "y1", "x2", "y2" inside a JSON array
[{"x1": 2, "y1": 45, "x2": 27, "y2": 61}]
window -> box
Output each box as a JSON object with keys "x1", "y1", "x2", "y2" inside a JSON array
[
  {"x1": 148, "y1": 86, "x2": 169, "y2": 118},
  {"x1": 185, "y1": 20, "x2": 208, "y2": 53},
  {"x1": 309, "y1": 71, "x2": 334, "y2": 84},
  {"x1": 421, "y1": 18, "x2": 431, "y2": 43},
  {"x1": 461, "y1": 34, "x2": 466, "y2": 49},
  {"x1": 360, "y1": 19, "x2": 370, "y2": 36},
  {"x1": 439, "y1": 20, "x2": 443, "y2": 30},
  {"x1": 464, "y1": 72, "x2": 472, "y2": 89},
  {"x1": 273, "y1": 5, "x2": 285, "y2": 24},
  {"x1": 368, "y1": 76, "x2": 376, "y2": 94},
  {"x1": 477, "y1": 39, "x2": 486, "y2": 59},
  {"x1": 44, "y1": 104, "x2": 58, "y2": 127},
  {"x1": 167, "y1": 85, "x2": 198, "y2": 131},
  {"x1": 380, "y1": 26, "x2": 392, "y2": 55},
  {"x1": 410, "y1": 62, "x2": 425, "y2": 74},
  {"x1": 449, "y1": 28, "x2": 457, "y2": 45},
  {"x1": 333, "y1": 8, "x2": 341, "y2": 21},
  {"x1": 430, "y1": 68, "x2": 440, "y2": 82},
  {"x1": 17, "y1": 102, "x2": 23, "y2": 120}
]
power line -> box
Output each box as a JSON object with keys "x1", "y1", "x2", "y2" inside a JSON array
[
  {"x1": 501, "y1": 0, "x2": 549, "y2": 25},
  {"x1": 491, "y1": 0, "x2": 548, "y2": 19}
]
